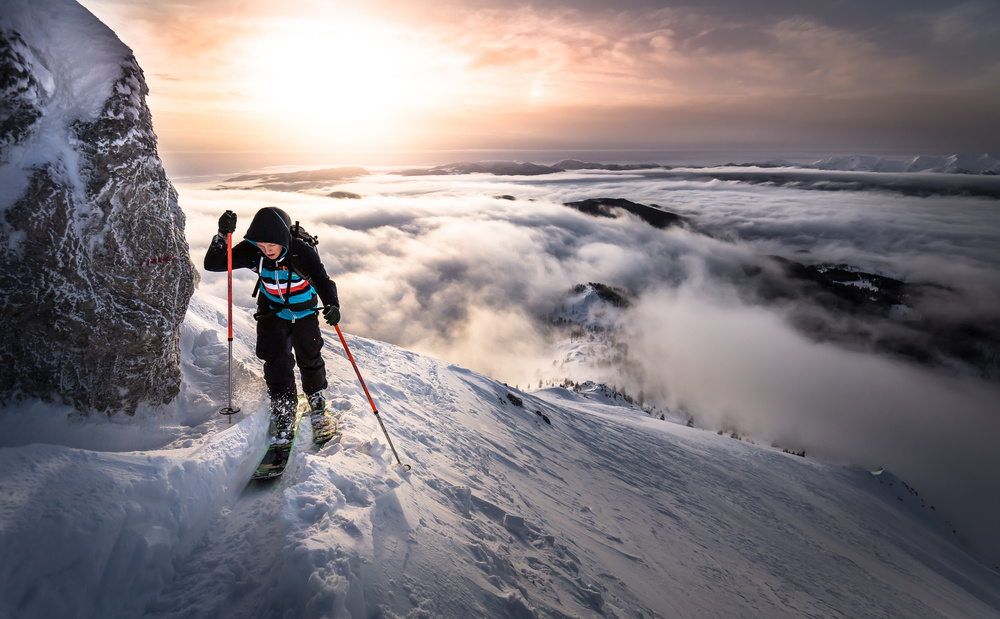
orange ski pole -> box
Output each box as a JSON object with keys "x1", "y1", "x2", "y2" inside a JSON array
[
  {"x1": 219, "y1": 232, "x2": 241, "y2": 421},
  {"x1": 334, "y1": 324, "x2": 410, "y2": 470}
]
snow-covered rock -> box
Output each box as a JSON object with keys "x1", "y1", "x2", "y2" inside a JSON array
[
  {"x1": 0, "y1": 0, "x2": 196, "y2": 414},
  {"x1": 904, "y1": 153, "x2": 1000, "y2": 174}
]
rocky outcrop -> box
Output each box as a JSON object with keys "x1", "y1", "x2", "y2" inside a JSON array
[
  {"x1": 563, "y1": 198, "x2": 685, "y2": 229},
  {"x1": 0, "y1": 2, "x2": 196, "y2": 415}
]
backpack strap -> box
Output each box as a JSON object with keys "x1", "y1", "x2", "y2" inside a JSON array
[{"x1": 251, "y1": 222, "x2": 320, "y2": 320}]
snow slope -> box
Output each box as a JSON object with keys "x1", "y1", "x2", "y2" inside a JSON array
[{"x1": 1, "y1": 289, "x2": 999, "y2": 618}]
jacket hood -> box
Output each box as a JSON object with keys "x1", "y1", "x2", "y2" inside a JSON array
[{"x1": 244, "y1": 207, "x2": 292, "y2": 258}]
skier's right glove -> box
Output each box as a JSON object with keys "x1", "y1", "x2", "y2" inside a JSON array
[
  {"x1": 323, "y1": 305, "x2": 341, "y2": 326},
  {"x1": 218, "y1": 210, "x2": 237, "y2": 235}
]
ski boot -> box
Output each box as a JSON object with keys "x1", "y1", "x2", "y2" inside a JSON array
[
  {"x1": 268, "y1": 393, "x2": 298, "y2": 444},
  {"x1": 307, "y1": 391, "x2": 336, "y2": 444}
]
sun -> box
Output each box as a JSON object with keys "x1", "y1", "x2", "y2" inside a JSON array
[{"x1": 237, "y1": 18, "x2": 438, "y2": 148}]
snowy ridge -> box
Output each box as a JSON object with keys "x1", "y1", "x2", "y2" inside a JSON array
[
  {"x1": 545, "y1": 284, "x2": 678, "y2": 422},
  {"x1": 2, "y1": 288, "x2": 999, "y2": 618},
  {"x1": 810, "y1": 153, "x2": 1000, "y2": 174}
]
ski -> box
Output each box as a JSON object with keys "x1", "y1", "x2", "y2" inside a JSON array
[
  {"x1": 251, "y1": 395, "x2": 341, "y2": 480},
  {"x1": 251, "y1": 400, "x2": 305, "y2": 481},
  {"x1": 309, "y1": 400, "x2": 337, "y2": 445}
]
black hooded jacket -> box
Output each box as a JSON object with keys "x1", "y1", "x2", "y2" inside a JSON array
[
  {"x1": 205, "y1": 207, "x2": 339, "y2": 317},
  {"x1": 245, "y1": 206, "x2": 292, "y2": 249}
]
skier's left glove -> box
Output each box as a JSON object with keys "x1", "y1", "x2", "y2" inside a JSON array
[
  {"x1": 323, "y1": 305, "x2": 341, "y2": 326},
  {"x1": 218, "y1": 210, "x2": 237, "y2": 235}
]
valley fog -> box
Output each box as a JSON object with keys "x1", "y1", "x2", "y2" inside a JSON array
[{"x1": 177, "y1": 163, "x2": 1000, "y2": 563}]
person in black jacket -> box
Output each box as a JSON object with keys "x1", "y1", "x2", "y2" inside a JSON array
[{"x1": 205, "y1": 207, "x2": 340, "y2": 441}]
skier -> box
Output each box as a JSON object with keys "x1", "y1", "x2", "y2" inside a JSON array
[{"x1": 205, "y1": 207, "x2": 340, "y2": 442}]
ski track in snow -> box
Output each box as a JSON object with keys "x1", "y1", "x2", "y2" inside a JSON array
[{"x1": 2, "y1": 290, "x2": 1000, "y2": 618}]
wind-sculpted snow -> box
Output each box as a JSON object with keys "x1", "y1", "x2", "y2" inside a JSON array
[
  {"x1": 0, "y1": 396, "x2": 267, "y2": 617},
  {"x1": 0, "y1": 0, "x2": 196, "y2": 414},
  {"x1": 2, "y1": 289, "x2": 998, "y2": 618}
]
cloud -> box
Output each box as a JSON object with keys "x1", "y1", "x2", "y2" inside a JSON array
[
  {"x1": 625, "y1": 281, "x2": 1000, "y2": 561},
  {"x1": 185, "y1": 173, "x2": 719, "y2": 376},
  {"x1": 185, "y1": 164, "x2": 1000, "y2": 384}
]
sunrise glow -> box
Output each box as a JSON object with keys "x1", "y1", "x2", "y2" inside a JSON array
[
  {"x1": 77, "y1": 0, "x2": 999, "y2": 169},
  {"x1": 235, "y1": 19, "x2": 443, "y2": 147}
]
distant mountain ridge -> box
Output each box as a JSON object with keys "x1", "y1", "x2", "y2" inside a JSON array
[
  {"x1": 391, "y1": 154, "x2": 999, "y2": 178},
  {"x1": 810, "y1": 153, "x2": 999, "y2": 175},
  {"x1": 552, "y1": 159, "x2": 664, "y2": 171},
  {"x1": 398, "y1": 161, "x2": 563, "y2": 176}
]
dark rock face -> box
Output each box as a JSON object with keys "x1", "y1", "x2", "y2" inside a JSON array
[
  {"x1": 571, "y1": 283, "x2": 631, "y2": 308},
  {"x1": 0, "y1": 22, "x2": 196, "y2": 414},
  {"x1": 0, "y1": 29, "x2": 43, "y2": 148}
]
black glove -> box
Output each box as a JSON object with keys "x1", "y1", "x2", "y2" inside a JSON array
[
  {"x1": 218, "y1": 210, "x2": 237, "y2": 234},
  {"x1": 323, "y1": 305, "x2": 341, "y2": 326}
]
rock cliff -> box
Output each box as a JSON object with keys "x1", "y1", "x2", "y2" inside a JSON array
[{"x1": 0, "y1": 0, "x2": 196, "y2": 414}]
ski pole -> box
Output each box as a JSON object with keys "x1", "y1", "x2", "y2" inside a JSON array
[
  {"x1": 219, "y1": 231, "x2": 241, "y2": 421},
  {"x1": 333, "y1": 324, "x2": 411, "y2": 470}
]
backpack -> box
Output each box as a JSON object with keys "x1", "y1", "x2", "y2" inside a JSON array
[{"x1": 289, "y1": 221, "x2": 318, "y2": 252}]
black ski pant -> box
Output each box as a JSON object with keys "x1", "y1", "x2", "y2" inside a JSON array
[{"x1": 256, "y1": 312, "x2": 328, "y2": 411}]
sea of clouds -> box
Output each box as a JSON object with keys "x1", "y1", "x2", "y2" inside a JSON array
[{"x1": 177, "y1": 163, "x2": 1000, "y2": 563}]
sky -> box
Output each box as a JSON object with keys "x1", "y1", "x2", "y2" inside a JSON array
[{"x1": 77, "y1": 0, "x2": 1000, "y2": 173}]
